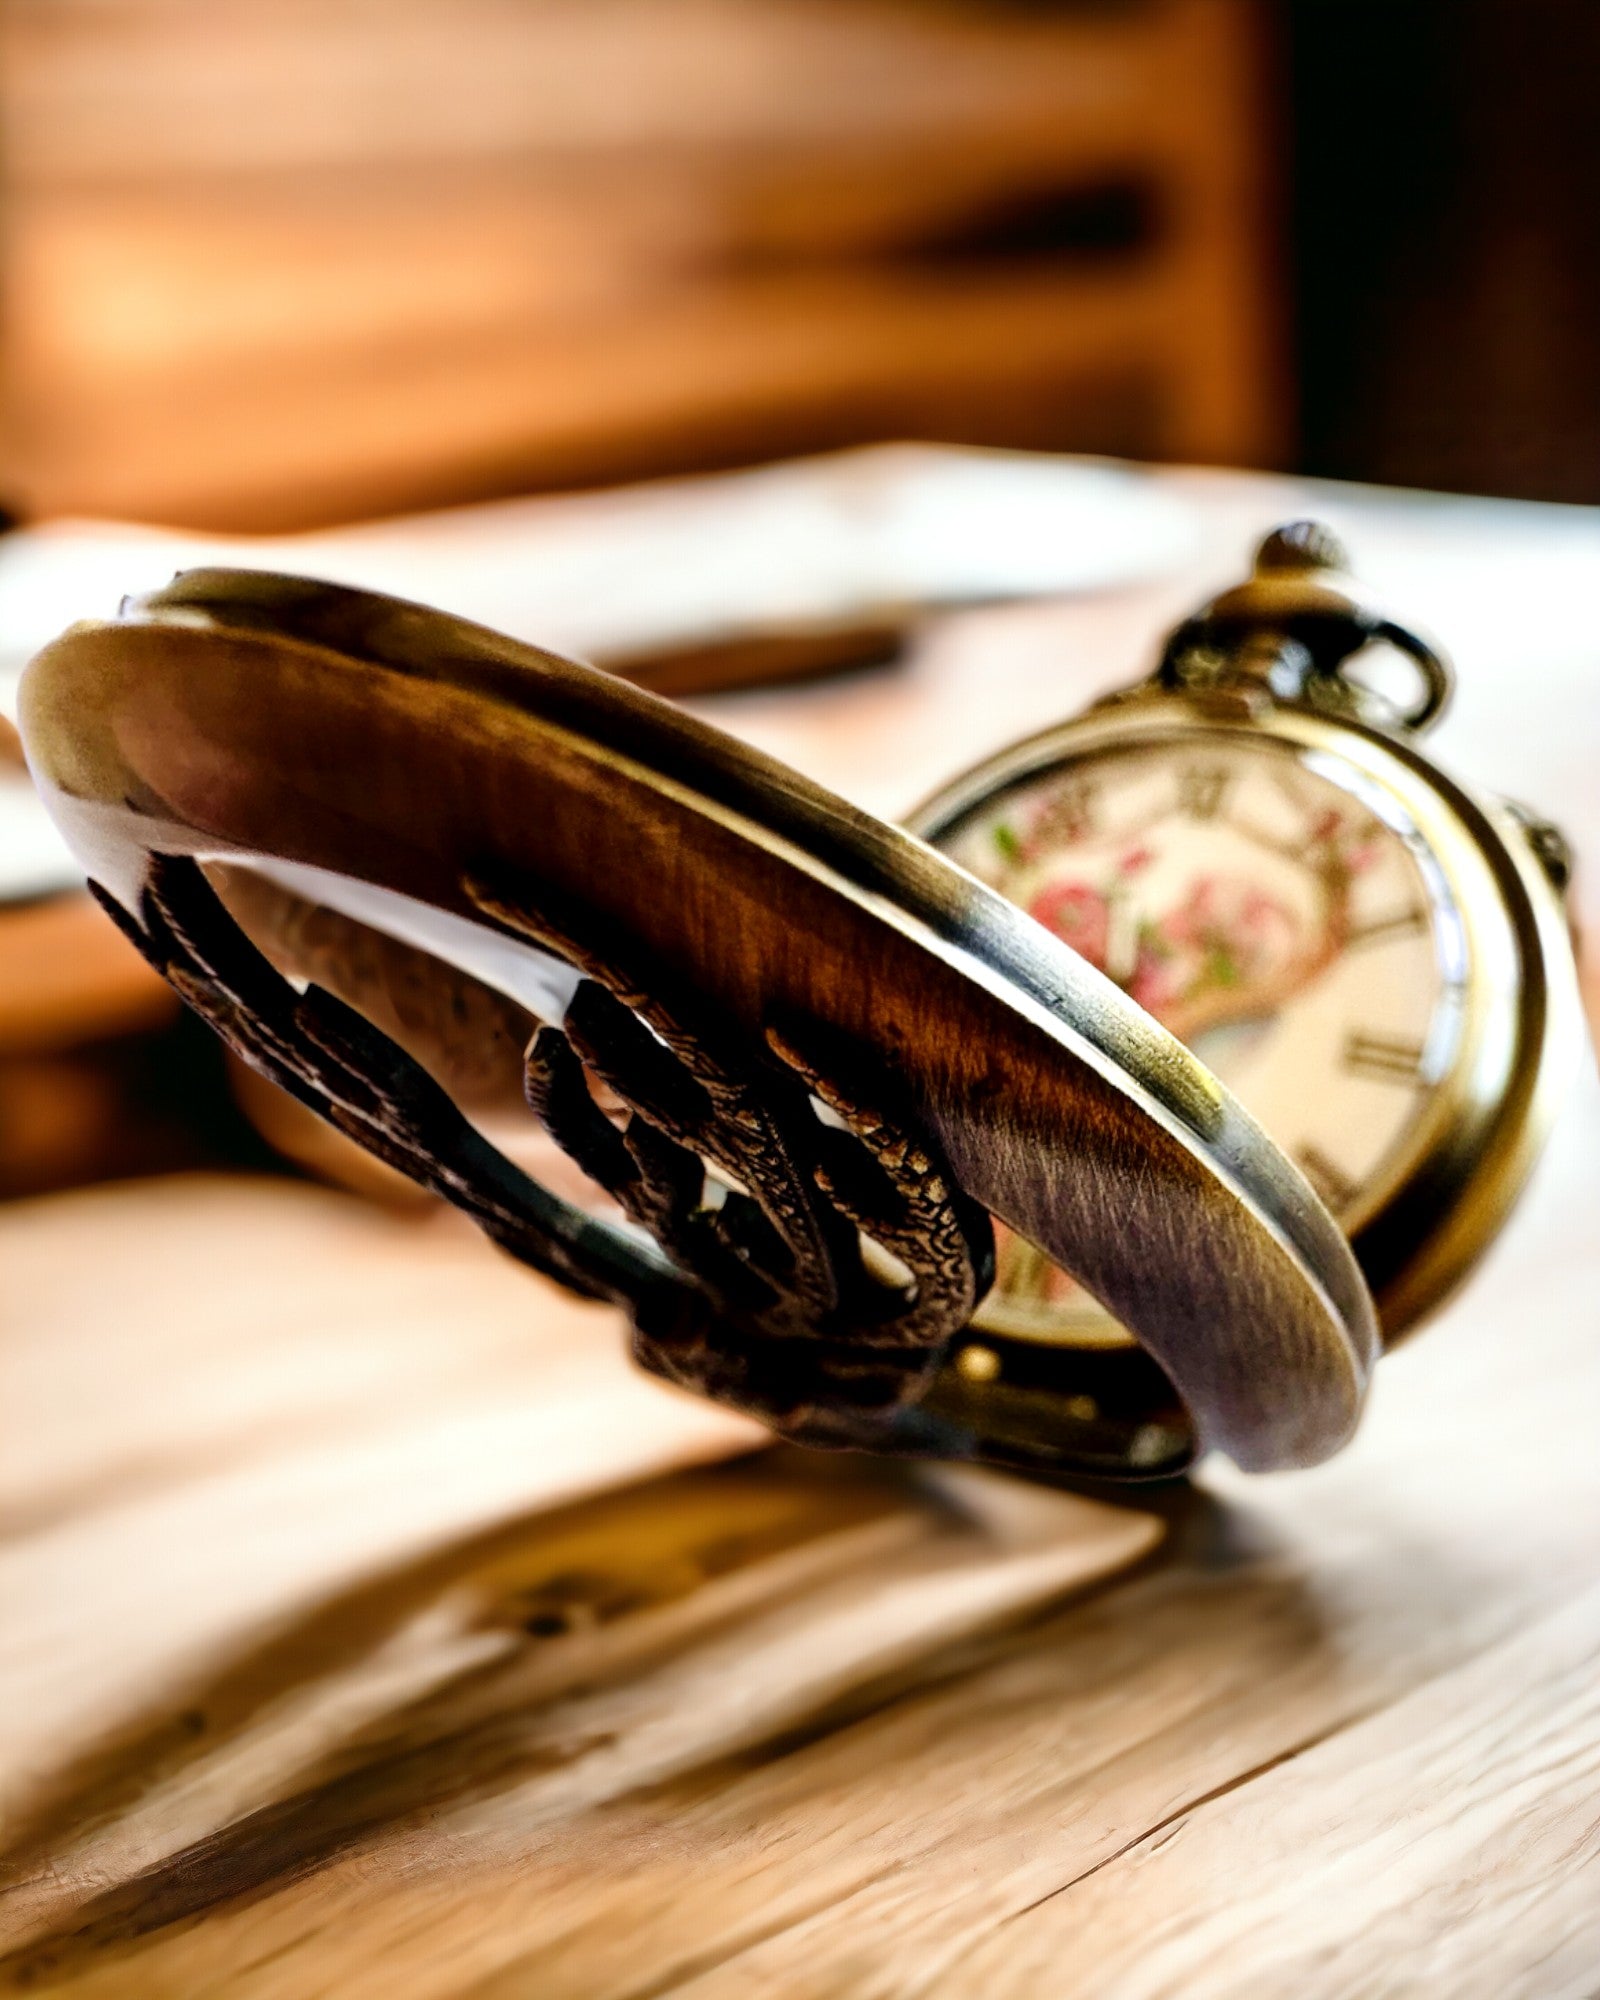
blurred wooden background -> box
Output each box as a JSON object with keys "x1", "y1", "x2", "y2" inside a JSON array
[{"x1": 0, "y1": 0, "x2": 1282, "y2": 530}]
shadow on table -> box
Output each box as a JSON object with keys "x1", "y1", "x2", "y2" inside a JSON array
[{"x1": 0, "y1": 1448, "x2": 1322, "y2": 1987}]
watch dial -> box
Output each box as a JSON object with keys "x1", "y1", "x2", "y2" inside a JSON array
[{"x1": 934, "y1": 732, "x2": 1466, "y2": 1340}]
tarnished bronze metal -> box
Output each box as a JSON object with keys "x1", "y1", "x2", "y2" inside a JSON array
[{"x1": 20, "y1": 566, "x2": 1381, "y2": 1480}]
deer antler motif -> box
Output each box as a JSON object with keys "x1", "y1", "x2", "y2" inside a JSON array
[{"x1": 94, "y1": 854, "x2": 994, "y2": 1450}]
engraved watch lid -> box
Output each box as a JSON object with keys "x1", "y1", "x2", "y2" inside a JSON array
[{"x1": 19, "y1": 569, "x2": 1379, "y2": 1477}]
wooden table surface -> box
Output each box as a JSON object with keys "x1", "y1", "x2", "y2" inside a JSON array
[{"x1": 3, "y1": 465, "x2": 1599, "y2": 1997}]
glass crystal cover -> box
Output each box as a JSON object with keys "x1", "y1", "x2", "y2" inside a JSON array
[{"x1": 936, "y1": 730, "x2": 1467, "y2": 1341}]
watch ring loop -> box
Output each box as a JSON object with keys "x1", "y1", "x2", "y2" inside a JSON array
[{"x1": 1363, "y1": 619, "x2": 1454, "y2": 733}]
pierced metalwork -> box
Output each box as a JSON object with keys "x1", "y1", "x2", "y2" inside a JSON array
[{"x1": 95, "y1": 854, "x2": 993, "y2": 1449}]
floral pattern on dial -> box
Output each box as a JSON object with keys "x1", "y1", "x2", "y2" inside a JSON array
[
  {"x1": 1018, "y1": 806, "x2": 1382, "y2": 1042},
  {"x1": 937, "y1": 735, "x2": 1461, "y2": 1333}
]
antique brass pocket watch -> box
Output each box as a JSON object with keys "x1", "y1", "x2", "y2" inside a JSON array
[
  {"x1": 911, "y1": 521, "x2": 1584, "y2": 1356},
  {"x1": 16, "y1": 524, "x2": 1581, "y2": 1483}
]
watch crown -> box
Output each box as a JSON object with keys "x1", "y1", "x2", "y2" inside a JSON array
[
  {"x1": 1502, "y1": 799, "x2": 1574, "y2": 896},
  {"x1": 1255, "y1": 520, "x2": 1351, "y2": 576}
]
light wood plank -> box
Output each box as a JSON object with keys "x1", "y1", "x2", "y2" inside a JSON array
[
  {"x1": 0, "y1": 1179, "x2": 1158, "y2": 1990},
  {"x1": 924, "y1": 1583, "x2": 1600, "y2": 2000}
]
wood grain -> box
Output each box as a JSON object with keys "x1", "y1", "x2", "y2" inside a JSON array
[
  {"x1": 0, "y1": 1178, "x2": 1160, "y2": 1991},
  {"x1": 2, "y1": 466, "x2": 1597, "y2": 1995}
]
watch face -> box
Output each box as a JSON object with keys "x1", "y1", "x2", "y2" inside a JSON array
[{"x1": 931, "y1": 728, "x2": 1468, "y2": 1341}]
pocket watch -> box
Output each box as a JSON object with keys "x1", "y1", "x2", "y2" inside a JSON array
[
  {"x1": 909, "y1": 520, "x2": 1584, "y2": 1356},
  {"x1": 13, "y1": 528, "x2": 1577, "y2": 1483}
]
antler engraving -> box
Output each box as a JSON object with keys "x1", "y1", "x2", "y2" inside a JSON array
[{"x1": 95, "y1": 855, "x2": 993, "y2": 1450}]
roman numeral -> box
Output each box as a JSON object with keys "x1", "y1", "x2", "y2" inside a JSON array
[
  {"x1": 1037, "y1": 775, "x2": 1098, "y2": 845},
  {"x1": 1297, "y1": 1143, "x2": 1359, "y2": 1213},
  {"x1": 1343, "y1": 1030, "x2": 1426, "y2": 1083},
  {"x1": 1176, "y1": 763, "x2": 1231, "y2": 820},
  {"x1": 1347, "y1": 906, "x2": 1427, "y2": 950}
]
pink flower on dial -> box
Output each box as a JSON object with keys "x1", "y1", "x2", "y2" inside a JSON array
[{"x1": 1028, "y1": 878, "x2": 1111, "y2": 968}]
